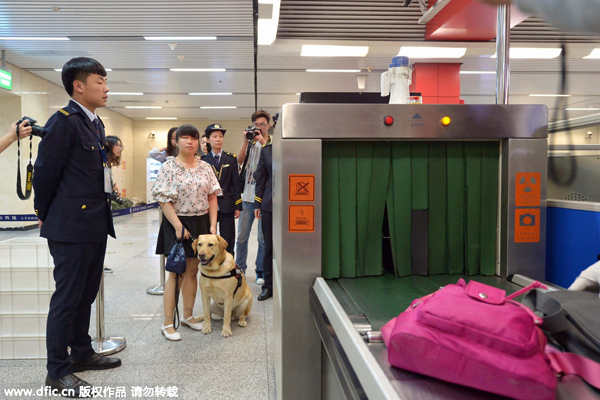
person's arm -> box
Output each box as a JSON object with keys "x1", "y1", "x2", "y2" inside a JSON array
[
  {"x1": 232, "y1": 154, "x2": 242, "y2": 219},
  {"x1": 0, "y1": 120, "x2": 32, "y2": 154},
  {"x1": 33, "y1": 116, "x2": 71, "y2": 223},
  {"x1": 208, "y1": 193, "x2": 218, "y2": 234},
  {"x1": 149, "y1": 147, "x2": 167, "y2": 163},
  {"x1": 237, "y1": 133, "x2": 250, "y2": 165},
  {"x1": 159, "y1": 201, "x2": 189, "y2": 240},
  {"x1": 253, "y1": 149, "x2": 267, "y2": 219}
]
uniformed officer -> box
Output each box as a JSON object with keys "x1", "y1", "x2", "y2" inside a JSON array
[
  {"x1": 253, "y1": 142, "x2": 273, "y2": 301},
  {"x1": 33, "y1": 57, "x2": 121, "y2": 397},
  {"x1": 201, "y1": 124, "x2": 242, "y2": 256}
]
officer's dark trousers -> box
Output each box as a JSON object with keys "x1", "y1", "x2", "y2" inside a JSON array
[
  {"x1": 261, "y1": 211, "x2": 273, "y2": 291},
  {"x1": 218, "y1": 211, "x2": 236, "y2": 256},
  {"x1": 46, "y1": 240, "x2": 107, "y2": 379}
]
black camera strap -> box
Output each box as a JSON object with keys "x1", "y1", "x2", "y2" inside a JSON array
[{"x1": 15, "y1": 124, "x2": 33, "y2": 200}]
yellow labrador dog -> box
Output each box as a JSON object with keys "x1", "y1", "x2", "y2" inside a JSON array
[{"x1": 192, "y1": 234, "x2": 253, "y2": 337}]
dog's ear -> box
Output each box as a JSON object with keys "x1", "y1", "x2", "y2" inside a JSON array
[
  {"x1": 217, "y1": 235, "x2": 228, "y2": 252},
  {"x1": 192, "y1": 237, "x2": 199, "y2": 255}
]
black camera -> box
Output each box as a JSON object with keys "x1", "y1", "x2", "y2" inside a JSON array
[
  {"x1": 245, "y1": 126, "x2": 261, "y2": 141},
  {"x1": 111, "y1": 190, "x2": 125, "y2": 205},
  {"x1": 18, "y1": 116, "x2": 44, "y2": 138},
  {"x1": 519, "y1": 213, "x2": 536, "y2": 227}
]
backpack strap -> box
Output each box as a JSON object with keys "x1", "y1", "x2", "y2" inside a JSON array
[{"x1": 547, "y1": 350, "x2": 600, "y2": 390}]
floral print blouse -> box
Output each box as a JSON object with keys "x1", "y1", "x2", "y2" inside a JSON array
[{"x1": 151, "y1": 156, "x2": 221, "y2": 216}]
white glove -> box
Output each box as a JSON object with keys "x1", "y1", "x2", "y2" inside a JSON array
[{"x1": 569, "y1": 260, "x2": 600, "y2": 295}]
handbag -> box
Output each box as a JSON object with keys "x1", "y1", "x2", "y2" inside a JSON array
[
  {"x1": 523, "y1": 288, "x2": 600, "y2": 363},
  {"x1": 381, "y1": 279, "x2": 600, "y2": 400},
  {"x1": 165, "y1": 225, "x2": 186, "y2": 274}
]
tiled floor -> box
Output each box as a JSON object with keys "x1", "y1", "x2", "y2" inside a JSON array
[{"x1": 0, "y1": 209, "x2": 275, "y2": 400}]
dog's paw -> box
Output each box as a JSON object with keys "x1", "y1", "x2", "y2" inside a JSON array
[
  {"x1": 238, "y1": 319, "x2": 247, "y2": 327},
  {"x1": 201, "y1": 325, "x2": 212, "y2": 334},
  {"x1": 221, "y1": 328, "x2": 232, "y2": 337}
]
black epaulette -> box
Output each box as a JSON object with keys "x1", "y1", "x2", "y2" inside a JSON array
[
  {"x1": 57, "y1": 108, "x2": 71, "y2": 117},
  {"x1": 224, "y1": 151, "x2": 237, "y2": 158}
]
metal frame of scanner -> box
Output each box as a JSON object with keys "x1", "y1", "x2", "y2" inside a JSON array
[{"x1": 272, "y1": 104, "x2": 548, "y2": 400}]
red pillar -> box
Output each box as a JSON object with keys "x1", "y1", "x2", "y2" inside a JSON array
[{"x1": 410, "y1": 63, "x2": 462, "y2": 104}]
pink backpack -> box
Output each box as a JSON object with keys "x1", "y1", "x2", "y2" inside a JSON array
[{"x1": 381, "y1": 279, "x2": 600, "y2": 399}]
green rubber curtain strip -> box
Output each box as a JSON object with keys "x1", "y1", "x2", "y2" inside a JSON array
[
  {"x1": 465, "y1": 142, "x2": 483, "y2": 275},
  {"x1": 410, "y1": 142, "x2": 429, "y2": 210},
  {"x1": 480, "y1": 141, "x2": 500, "y2": 275},
  {"x1": 446, "y1": 142, "x2": 466, "y2": 274},
  {"x1": 355, "y1": 143, "x2": 373, "y2": 276},
  {"x1": 363, "y1": 143, "x2": 392, "y2": 276},
  {"x1": 321, "y1": 142, "x2": 341, "y2": 279},
  {"x1": 428, "y1": 142, "x2": 448, "y2": 275},
  {"x1": 389, "y1": 142, "x2": 412, "y2": 276},
  {"x1": 338, "y1": 142, "x2": 358, "y2": 278}
]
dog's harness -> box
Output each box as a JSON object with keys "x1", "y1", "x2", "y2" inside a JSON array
[{"x1": 201, "y1": 266, "x2": 244, "y2": 297}]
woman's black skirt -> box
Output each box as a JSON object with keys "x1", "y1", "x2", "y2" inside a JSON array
[{"x1": 156, "y1": 213, "x2": 210, "y2": 258}]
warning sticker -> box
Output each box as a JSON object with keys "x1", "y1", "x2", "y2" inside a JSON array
[
  {"x1": 515, "y1": 172, "x2": 541, "y2": 207},
  {"x1": 289, "y1": 205, "x2": 314, "y2": 232},
  {"x1": 289, "y1": 175, "x2": 314, "y2": 202},
  {"x1": 514, "y1": 208, "x2": 540, "y2": 243}
]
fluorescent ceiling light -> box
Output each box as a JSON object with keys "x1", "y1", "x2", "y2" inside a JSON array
[
  {"x1": 301, "y1": 45, "x2": 369, "y2": 57},
  {"x1": 583, "y1": 48, "x2": 600, "y2": 59},
  {"x1": 200, "y1": 106, "x2": 237, "y2": 109},
  {"x1": 188, "y1": 92, "x2": 232, "y2": 96},
  {"x1": 144, "y1": 36, "x2": 216, "y2": 41},
  {"x1": 146, "y1": 117, "x2": 177, "y2": 120},
  {"x1": 306, "y1": 69, "x2": 362, "y2": 73},
  {"x1": 125, "y1": 106, "x2": 162, "y2": 109},
  {"x1": 0, "y1": 37, "x2": 69, "y2": 41},
  {"x1": 529, "y1": 94, "x2": 571, "y2": 97},
  {"x1": 491, "y1": 48, "x2": 561, "y2": 59},
  {"x1": 258, "y1": 0, "x2": 281, "y2": 45},
  {"x1": 399, "y1": 47, "x2": 466, "y2": 59},
  {"x1": 105, "y1": 69, "x2": 113, "y2": 72},
  {"x1": 460, "y1": 71, "x2": 495, "y2": 74},
  {"x1": 565, "y1": 107, "x2": 600, "y2": 111},
  {"x1": 170, "y1": 68, "x2": 226, "y2": 72},
  {"x1": 109, "y1": 92, "x2": 144, "y2": 95}
]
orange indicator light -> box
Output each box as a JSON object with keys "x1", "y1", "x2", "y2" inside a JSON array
[{"x1": 441, "y1": 116, "x2": 451, "y2": 126}]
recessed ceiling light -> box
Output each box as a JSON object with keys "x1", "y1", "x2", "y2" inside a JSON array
[
  {"x1": 146, "y1": 117, "x2": 177, "y2": 120},
  {"x1": 529, "y1": 94, "x2": 571, "y2": 97},
  {"x1": 125, "y1": 106, "x2": 163, "y2": 109},
  {"x1": 301, "y1": 45, "x2": 369, "y2": 57},
  {"x1": 200, "y1": 106, "x2": 237, "y2": 109},
  {"x1": 491, "y1": 48, "x2": 561, "y2": 59},
  {"x1": 188, "y1": 92, "x2": 232, "y2": 96},
  {"x1": 144, "y1": 36, "x2": 216, "y2": 41},
  {"x1": 565, "y1": 107, "x2": 600, "y2": 111},
  {"x1": 460, "y1": 71, "x2": 495, "y2": 74},
  {"x1": 583, "y1": 48, "x2": 600, "y2": 59},
  {"x1": 306, "y1": 69, "x2": 362, "y2": 73},
  {"x1": 398, "y1": 47, "x2": 466, "y2": 59},
  {"x1": 109, "y1": 92, "x2": 143, "y2": 96},
  {"x1": 0, "y1": 37, "x2": 69, "y2": 41},
  {"x1": 170, "y1": 68, "x2": 226, "y2": 72}
]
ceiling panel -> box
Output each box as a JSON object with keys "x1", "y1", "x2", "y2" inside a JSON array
[{"x1": 0, "y1": 0, "x2": 598, "y2": 123}]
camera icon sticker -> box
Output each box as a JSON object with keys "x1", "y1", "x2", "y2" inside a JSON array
[{"x1": 514, "y1": 208, "x2": 540, "y2": 243}]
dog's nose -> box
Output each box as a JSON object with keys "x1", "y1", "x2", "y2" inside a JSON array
[{"x1": 199, "y1": 252, "x2": 205, "y2": 258}]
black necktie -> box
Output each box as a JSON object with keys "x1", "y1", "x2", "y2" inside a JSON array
[{"x1": 214, "y1": 154, "x2": 220, "y2": 167}]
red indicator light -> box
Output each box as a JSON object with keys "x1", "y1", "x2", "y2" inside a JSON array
[{"x1": 384, "y1": 115, "x2": 394, "y2": 126}]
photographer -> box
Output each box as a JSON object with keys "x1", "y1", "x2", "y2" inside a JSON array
[
  {"x1": 0, "y1": 120, "x2": 33, "y2": 154},
  {"x1": 235, "y1": 109, "x2": 271, "y2": 284}
]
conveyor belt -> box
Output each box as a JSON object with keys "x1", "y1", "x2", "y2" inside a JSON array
[{"x1": 334, "y1": 272, "x2": 521, "y2": 330}]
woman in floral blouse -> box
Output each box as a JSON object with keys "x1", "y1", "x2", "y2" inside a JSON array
[{"x1": 152, "y1": 124, "x2": 220, "y2": 341}]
